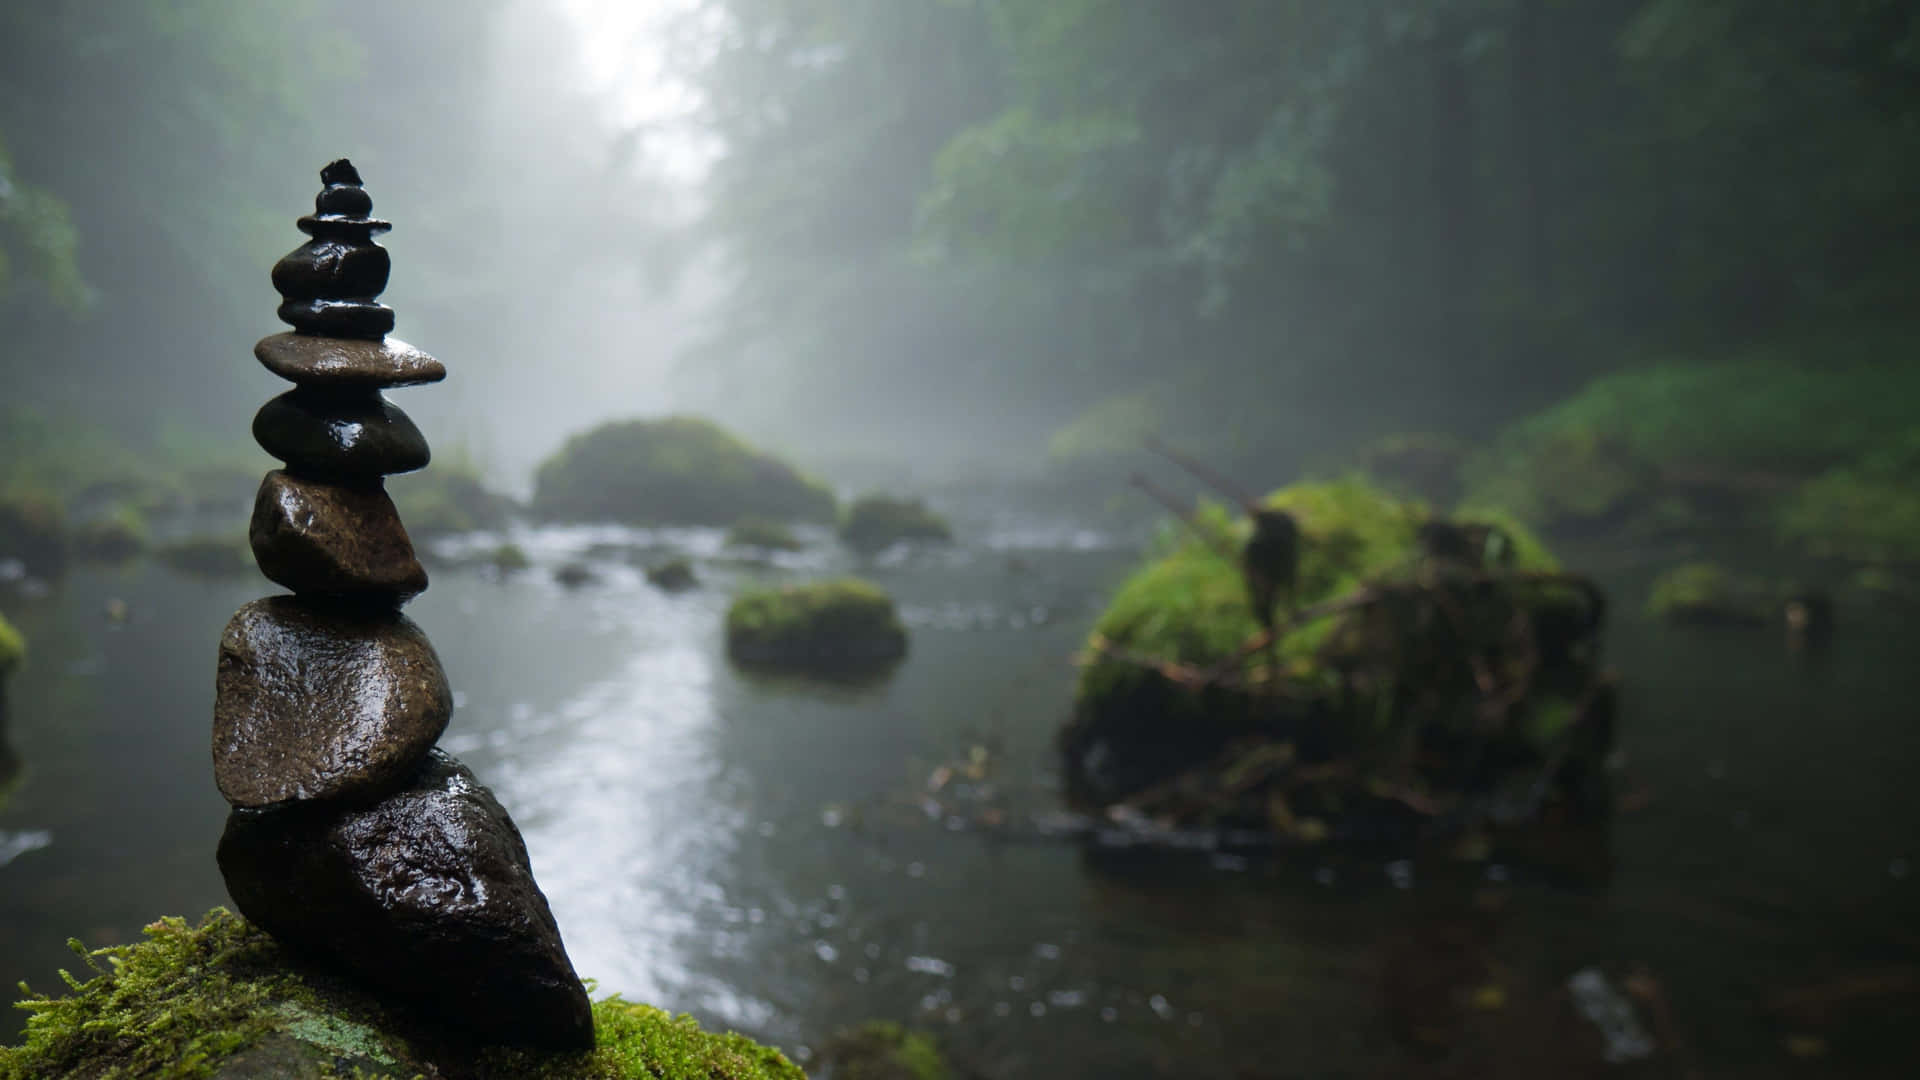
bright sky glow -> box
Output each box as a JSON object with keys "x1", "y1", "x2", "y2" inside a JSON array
[{"x1": 555, "y1": 0, "x2": 716, "y2": 184}]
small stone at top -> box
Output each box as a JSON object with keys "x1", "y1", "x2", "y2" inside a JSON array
[{"x1": 321, "y1": 159, "x2": 362, "y2": 186}]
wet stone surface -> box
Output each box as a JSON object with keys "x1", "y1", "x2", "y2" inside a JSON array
[
  {"x1": 217, "y1": 750, "x2": 595, "y2": 1050},
  {"x1": 213, "y1": 595, "x2": 450, "y2": 809},
  {"x1": 249, "y1": 471, "x2": 428, "y2": 600},
  {"x1": 253, "y1": 390, "x2": 429, "y2": 479},
  {"x1": 277, "y1": 298, "x2": 395, "y2": 339},
  {"x1": 254, "y1": 333, "x2": 445, "y2": 388},
  {"x1": 272, "y1": 238, "x2": 391, "y2": 301}
]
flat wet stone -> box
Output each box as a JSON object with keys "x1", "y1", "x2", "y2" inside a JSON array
[
  {"x1": 277, "y1": 298, "x2": 395, "y2": 339},
  {"x1": 255, "y1": 333, "x2": 445, "y2": 388},
  {"x1": 253, "y1": 390, "x2": 430, "y2": 478},
  {"x1": 249, "y1": 471, "x2": 428, "y2": 600},
  {"x1": 217, "y1": 750, "x2": 595, "y2": 1050},
  {"x1": 213, "y1": 595, "x2": 450, "y2": 809}
]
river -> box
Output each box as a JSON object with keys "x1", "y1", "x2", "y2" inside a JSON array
[{"x1": 1, "y1": 499, "x2": 1914, "y2": 1077}]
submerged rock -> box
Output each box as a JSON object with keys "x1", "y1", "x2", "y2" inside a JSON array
[
  {"x1": 531, "y1": 416, "x2": 835, "y2": 526},
  {"x1": 218, "y1": 751, "x2": 593, "y2": 1050},
  {"x1": 725, "y1": 579, "x2": 907, "y2": 674},
  {"x1": 213, "y1": 596, "x2": 451, "y2": 809},
  {"x1": 0, "y1": 909, "x2": 803, "y2": 1077},
  {"x1": 249, "y1": 471, "x2": 428, "y2": 601},
  {"x1": 839, "y1": 494, "x2": 952, "y2": 554}
]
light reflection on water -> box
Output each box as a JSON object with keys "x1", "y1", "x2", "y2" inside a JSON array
[{"x1": 0, "y1": 512, "x2": 1916, "y2": 1077}]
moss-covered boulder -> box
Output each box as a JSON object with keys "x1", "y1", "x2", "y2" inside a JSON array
[
  {"x1": 69, "y1": 505, "x2": 150, "y2": 563},
  {"x1": 0, "y1": 492, "x2": 67, "y2": 576},
  {"x1": 0, "y1": 611, "x2": 23, "y2": 677},
  {"x1": 387, "y1": 460, "x2": 518, "y2": 538},
  {"x1": 839, "y1": 496, "x2": 952, "y2": 555},
  {"x1": 726, "y1": 517, "x2": 804, "y2": 553},
  {"x1": 815, "y1": 1021, "x2": 949, "y2": 1080},
  {"x1": 158, "y1": 535, "x2": 255, "y2": 578},
  {"x1": 1065, "y1": 478, "x2": 1609, "y2": 840},
  {"x1": 0, "y1": 910, "x2": 802, "y2": 1080},
  {"x1": 645, "y1": 557, "x2": 698, "y2": 591},
  {"x1": 532, "y1": 417, "x2": 835, "y2": 527},
  {"x1": 1644, "y1": 562, "x2": 1774, "y2": 626},
  {"x1": 1775, "y1": 428, "x2": 1920, "y2": 565},
  {"x1": 725, "y1": 579, "x2": 907, "y2": 674}
]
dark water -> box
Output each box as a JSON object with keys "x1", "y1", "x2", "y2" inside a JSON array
[{"x1": 2, "y1": 509, "x2": 1916, "y2": 1078}]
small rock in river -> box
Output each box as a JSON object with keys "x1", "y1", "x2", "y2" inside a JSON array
[
  {"x1": 213, "y1": 595, "x2": 450, "y2": 809},
  {"x1": 217, "y1": 749, "x2": 594, "y2": 1050},
  {"x1": 249, "y1": 471, "x2": 427, "y2": 600}
]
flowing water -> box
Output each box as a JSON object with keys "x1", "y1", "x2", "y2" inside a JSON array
[{"x1": 1, "y1": 502, "x2": 1916, "y2": 1077}]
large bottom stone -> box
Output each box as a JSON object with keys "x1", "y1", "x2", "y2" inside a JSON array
[{"x1": 217, "y1": 750, "x2": 594, "y2": 1050}]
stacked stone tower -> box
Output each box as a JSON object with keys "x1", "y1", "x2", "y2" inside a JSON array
[{"x1": 212, "y1": 160, "x2": 594, "y2": 1049}]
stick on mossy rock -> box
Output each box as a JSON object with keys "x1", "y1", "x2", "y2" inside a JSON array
[
  {"x1": 725, "y1": 579, "x2": 907, "y2": 673},
  {"x1": 839, "y1": 495, "x2": 952, "y2": 555},
  {"x1": 0, "y1": 910, "x2": 804, "y2": 1080},
  {"x1": 1065, "y1": 478, "x2": 1612, "y2": 840},
  {"x1": 532, "y1": 416, "x2": 836, "y2": 526}
]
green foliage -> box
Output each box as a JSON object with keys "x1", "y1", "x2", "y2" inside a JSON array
[
  {"x1": 0, "y1": 131, "x2": 89, "y2": 310},
  {"x1": 533, "y1": 417, "x2": 835, "y2": 527},
  {"x1": 1777, "y1": 428, "x2": 1920, "y2": 564},
  {"x1": 815, "y1": 1021, "x2": 950, "y2": 1080},
  {"x1": 1, "y1": 910, "x2": 804, "y2": 1080},
  {"x1": 0, "y1": 611, "x2": 23, "y2": 676},
  {"x1": 726, "y1": 518, "x2": 804, "y2": 553},
  {"x1": 839, "y1": 495, "x2": 952, "y2": 553},
  {"x1": 1645, "y1": 562, "x2": 1772, "y2": 625},
  {"x1": 725, "y1": 579, "x2": 907, "y2": 671}
]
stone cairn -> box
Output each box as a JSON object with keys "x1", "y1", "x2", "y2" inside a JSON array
[{"x1": 212, "y1": 160, "x2": 594, "y2": 1049}]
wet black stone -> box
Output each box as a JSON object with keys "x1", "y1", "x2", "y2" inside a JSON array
[
  {"x1": 296, "y1": 215, "x2": 391, "y2": 240},
  {"x1": 315, "y1": 183, "x2": 373, "y2": 217},
  {"x1": 217, "y1": 750, "x2": 595, "y2": 1050},
  {"x1": 254, "y1": 333, "x2": 445, "y2": 388},
  {"x1": 321, "y1": 159, "x2": 363, "y2": 186},
  {"x1": 247, "y1": 471, "x2": 429, "y2": 600},
  {"x1": 273, "y1": 239, "x2": 391, "y2": 302},
  {"x1": 278, "y1": 298, "x2": 395, "y2": 339},
  {"x1": 253, "y1": 389, "x2": 429, "y2": 478},
  {"x1": 213, "y1": 595, "x2": 447, "y2": 808}
]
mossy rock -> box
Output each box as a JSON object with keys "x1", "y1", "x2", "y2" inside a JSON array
[
  {"x1": 1775, "y1": 428, "x2": 1920, "y2": 565},
  {"x1": 815, "y1": 1021, "x2": 949, "y2": 1080},
  {"x1": 839, "y1": 496, "x2": 952, "y2": 554},
  {"x1": 726, "y1": 517, "x2": 804, "y2": 553},
  {"x1": 70, "y1": 505, "x2": 150, "y2": 563},
  {"x1": 1461, "y1": 424, "x2": 1657, "y2": 535},
  {"x1": 388, "y1": 463, "x2": 517, "y2": 538},
  {"x1": 1644, "y1": 562, "x2": 1773, "y2": 626},
  {"x1": 0, "y1": 492, "x2": 68, "y2": 576},
  {"x1": 0, "y1": 910, "x2": 803, "y2": 1080},
  {"x1": 158, "y1": 535, "x2": 255, "y2": 578},
  {"x1": 725, "y1": 579, "x2": 907, "y2": 674},
  {"x1": 532, "y1": 417, "x2": 835, "y2": 527},
  {"x1": 488, "y1": 542, "x2": 533, "y2": 573},
  {"x1": 1064, "y1": 478, "x2": 1606, "y2": 832},
  {"x1": 0, "y1": 611, "x2": 23, "y2": 676},
  {"x1": 645, "y1": 558, "x2": 698, "y2": 591}
]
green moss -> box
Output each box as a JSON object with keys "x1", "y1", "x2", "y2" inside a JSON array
[
  {"x1": 1776, "y1": 428, "x2": 1920, "y2": 564},
  {"x1": 839, "y1": 495, "x2": 952, "y2": 554},
  {"x1": 1, "y1": 910, "x2": 803, "y2": 1080},
  {"x1": 70, "y1": 505, "x2": 149, "y2": 563},
  {"x1": 815, "y1": 1021, "x2": 950, "y2": 1080},
  {"x1": 725, "y1": 579, "x2": 907, "y2": 672},
  {"x1": 1461, "y1": 424, "x2": 1654, "y2": 532},
  {"x1": 1045, "y1": 387, "x2": 1166, "y2": 463},
  {"x1": 387, "y1": 456, "x2": 516, "y2": 538},
  {"x1": 487, "y1": 543, "x2": 533, "y2": 573},
  {"x1": 645, "y1": 558, "x2": 698, "y2": 591},
  {"x1": 0, "y1": 612, "x2": 24, "y2": 676},
  {"x1": 532, "y1": 417, "x2": 836, "y2": 527},
  {"x1": 1645, "y1": 562, "x2": 1772, "y2": 625},
  {"x1": 157, "y1": 535, "x2": 254, "y2": 578},
  {"x1": 726, "y1": 517, "x2": 804, "y2": 553}
]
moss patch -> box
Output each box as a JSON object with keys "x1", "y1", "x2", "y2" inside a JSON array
[
  {"x1": 839, "y1": 496, "x2": 952, "y2": 554},
  {"x1": 1776, "y1": 428, "x2": 1920, "y2": 564},
  {"x1": 645, "y1": 558, "x2": 698, "y2": 591},
  {"x1": 726, "y1": 518, "x2": 804, "y2": 553},
  {"x1": 725, "y1": 579, "x2": 907, "y2": 674},
  {"x1": 1, "y1": 910, "x2": 803, "y2": 1080},
  {"x1": 1645, "y1": 563, "x2": 1773, "y2": 625},
  {"x1": 0, "y1": 612, "x2": 23, "y2": 676},
  {"x1": 815, "y1": 1021, "x2": 950, "y2": 1080},
  {"x1": 532, "y1": 417, "x2": 835, "y2": 527}
]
